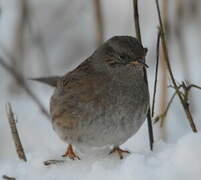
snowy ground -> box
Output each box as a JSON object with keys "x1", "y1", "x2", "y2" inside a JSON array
[
  {"x1": 1, "y1": 0, "x2": 201, "y2": 179},
  {"x1": 1, "y1": 95, "x2": 201, "y2": 180}
]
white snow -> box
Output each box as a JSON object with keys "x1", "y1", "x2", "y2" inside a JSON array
[{"x1": 1, "y1": 105, "x2": 201, "y2": 180}]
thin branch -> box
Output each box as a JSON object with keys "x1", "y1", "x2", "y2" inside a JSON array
[
  {"x1": 155, "y1": 0, "x2": 197, "y2": 132},
  {"x1": 133, "y1": 0, "x2": 154, "y2": 150},
  {"x1": 133, "y1": 0, "x2": 142, "y2": 43},
  {"x1": 154, "y1": 90, "x2": 177, "y2": 124},
  {"x1": 0, "y1": 57, "x2": 50, "y2": 119},
  {"x1": 93, "y1": 0, "x2": 104, "y2": 47},
  {"x1": 155, "y1": 84, "x2": 183, "y2": 125},
  {"x1": 6, "y1": 103, "x2": 27, "y2": 162},
  {"x1": 159, "y1": 90, "x2": 177, "y2": 126},
  {"x1": 152, "y1": 29, "x2": 161, "y2": 117},
  {"x1": 188, "y1": 84, "x2": 201, "y2": 91},
  {"x1": 155, "y1": 82, "x2": 201, "y2": 126}
]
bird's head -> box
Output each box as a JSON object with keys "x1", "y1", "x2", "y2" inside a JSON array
[{"x1": 103, "y1": 36, "x2": 148, "y2": 68}]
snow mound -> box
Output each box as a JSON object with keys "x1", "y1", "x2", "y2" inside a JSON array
[{"x1": 1, "y1": 131, "x2": 201, "y2": 180}]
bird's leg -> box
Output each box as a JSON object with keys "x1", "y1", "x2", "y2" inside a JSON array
[
  {"x1": 62, "y1": 144, "x2": 80, "y2": 160},
  {"x1": 109, "y1": 146, "x2": 130, "y2": 159}
]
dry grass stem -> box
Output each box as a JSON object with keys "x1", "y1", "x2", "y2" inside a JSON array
[
  {"x1": 154, "y1": 91, "x2": 177, "y2": 124},
  {"x1": 133, "y1": 0, "x2": 154, "y2": 150},
  {"x1": 155, "y1": 82, "x2": 201, "y2": 127},
  {"x1": 155, "y1": 0, "x2": 197, "y2": 132},
  {"x1": 6, "y1": 103, "x2": 27, "y2": 162},
  {"x1": 152, "y1": 29, "x2": 161, "y2": 117}
]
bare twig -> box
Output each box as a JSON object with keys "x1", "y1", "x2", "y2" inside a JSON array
[
  {"x1": 133, "y1": 0, "x2": 154, "y2": 150},
  {"x1": 152, "y1": 29, "x2": 161, "y2": 117},
  {"x1": 2, "y1": 175, "x2": 16, "y2": 180},
  {"x1": 93, "y1": 0, "x2": 104, "y2": 47},
  {"x1": 6, "y1": 103, "x2": 27, "y2": 162},
  {"x1": 180, "y1": 82, "x2": 201, "y2": 108},
  {"x1": 189, "y1": 84, "x2": 201, "y2": 90},
  {"x1": 158, "y1": 90, "x2": 177, "y2": 125},
  {"x1": 155, "y1": 0, "x2": 197, "y2": 132},
  {"x1": 155, "y1": 84, "x2": 181, "y2": 125},
  {"x1": 133, "y1": 0, "x2": 142, "y2": 42},
  {"x1": 155, "y1": 82, "x2": 201, "y2": 126},
  {"x1": 0, "y1": 57, "x2": 50, "y2": 119}
]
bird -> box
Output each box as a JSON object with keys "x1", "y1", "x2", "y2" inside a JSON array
[{"x1": 32, "y1": 36, "x2": 150, "y2": 160}]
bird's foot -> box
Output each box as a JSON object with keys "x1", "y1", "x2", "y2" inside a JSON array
[
  {"x1": 62, "y1": 144, "x2": 81, "y2": 160},
  {"x1": 109, "y1": 146, "x2": 130, "y2": 159}
]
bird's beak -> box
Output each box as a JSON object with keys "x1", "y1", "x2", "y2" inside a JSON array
[{"x1": 129, "y1": 59, "x2": 149, "y2": 68}]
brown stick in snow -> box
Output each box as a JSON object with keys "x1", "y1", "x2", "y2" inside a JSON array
[
  {"x1": 6, "y1": 103, "x2": 27, "y2": 162},
  {"x1": 2, "y1": 175, "x2": 16, "y2": 180}
]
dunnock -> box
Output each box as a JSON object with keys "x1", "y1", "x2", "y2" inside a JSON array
[{"x1": 33, "y1": 36, "x2": 149, "y2": 159}]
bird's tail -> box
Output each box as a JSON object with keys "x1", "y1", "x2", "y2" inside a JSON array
[{"x1": 29, "y1": 76, "x2": 60, "y2": 87}]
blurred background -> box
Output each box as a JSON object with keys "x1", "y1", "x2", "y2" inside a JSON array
[{"x1": 1, "y1": 0, "x2": 201, "y2": 158}]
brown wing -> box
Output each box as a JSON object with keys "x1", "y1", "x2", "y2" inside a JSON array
[
  {"x1": 59, "y1": 59, "x2": 97, "y2": 88},
  {"x1": 50, "y1": 58, "x2": 110, "y2": 129},
  {"x1": 59, "y1": 59, "x2": 109, "y2": 97}
]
